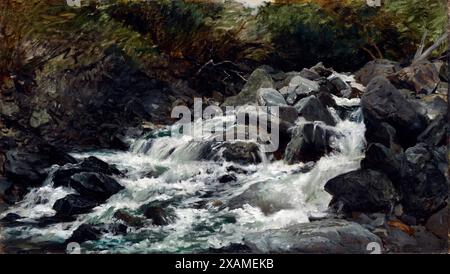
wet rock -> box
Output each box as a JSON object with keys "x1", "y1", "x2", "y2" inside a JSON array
[
  {"x1": 53, "y1": 194, "x2": 97, "y2": 217},
  {"x1": 325, "y1": 169, "x2": 397, "y2": 213},
  {"x1": 256, "y1": 88, "x2": 287, "y2": 106},
  {"x1": 223, "y1": 68, "x2": 274, "y2": 106},
  {"x1": 418, "y1": 94, "x2": 447, "y2": 120},
  {"x1": 278, "y1": 106, "x2": 298, "y2": 125},
  {"x1": 227, "y1": 182, "x2": 292, "y2": 215},
  {"x1": 294, "y1": 95, "x2": 336, "y2": 126},
  {"x1": 113, "y1": 209, "x2": 145, "y2": 228},
  {"x1": 244, "y1": 219, "x2": 382, "y2": 253},
  {"x1": 355, "y1": 59, "x2": 400, "y2": 86},
  {"x1": 69, "y1": 172, "x2": 124, "y2": 202},
  {"x1": 398, "y1": 143, "x2": 448, "y2": 220},
  {"x1": 216, "y1": 142, "x2": 261, "y2": 165},
  {"x1": 329, "y1": 76, "x2": 351, "y2": 96},
  {"x1": 365, "y1": 122, "x2": 399, "y2": 150},
  {"x1": 66, "y1": 224, "x2": 102, "y2": 244},
  {"x1": 389, "y1": 60, "x2": 440, "y2": 94},
  {"x1": 417, "y1": 114, "x2": 447, "y2": 146},
  {"x1": 361, "y1": 77, "x2": 428, "y2": 148},
  {"x1": 284, "y1": 123, "x2": 338, "y2": 164},
  {"x1": 53, "y1": 156, "x2": 122, "y2": 187},
  {"x1": 5, "y1": 148, "x2": 76, "y2": 187},
  {"x1": 143, "y1": 206, "x2": 175, "y2": 226},
  {"x1": 425, "y1": 206, "x2": 448, "y2": 240},
  {"x1": 218, "y1": 174, "x2": 237, "y2": 183},
  {"x1": 361, "y1": 143, "x2": 402, "y2": 181},
  {"x1": 1, "y1": 213, "x2": 22, "y2": 222},
  {"x1": 226, "y1": 165, "x2": 248, "y2": 174}
]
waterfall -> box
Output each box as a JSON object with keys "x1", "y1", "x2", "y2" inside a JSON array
[{"x1": 0, "y1": 99, "x2": 366, "y2": 253}]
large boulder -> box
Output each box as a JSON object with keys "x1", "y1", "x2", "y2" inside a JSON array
[
  {"x1": 69, "y1": 172, "x2": 124, "y2": 202},
  {"x1": 294, "y1": 95, "x2": 336, "y2": 126},
  {"x1": 53, "y1": 156, "x2": 122, "y2": 187},
  {"x1": 223, "y1": 68, "x2": 274, "y2": 106},
  {"x1": 53, "y1": 194, "x2": 97, "y2": 217},
  {"x1": 284, "y1": 123, "x2": 339, "y2": 164},
  {"x1": 397, "y1": 143, "x2": 448, "y2": 220},
  {"x1": 66, "y1": 224, "x2": 102, "y2": 244},
  {"x1": 5, "y1": 147, "x2": 77, "y2": 187},
  {"x1": 244, "y1": 219, "x2": 382, "y2": 253},
  {"x1": 389, "y1": 61, "x2": 440, "y2": 95},
  {"x1": 361, "y1": 77, "x2": 428, "y2": 148},
  {"x1": 355, "y1": 59, "x2": 400, "y2": 86},
  {"x1": 361, "y1": 143, "x2": 402, "y2": 182},
  {"x1": 417, "y1": 114, "x2": 447, "y2": 146},
  {"x1": 325, "y1": 169, "x2": 397, "y2": 213}
]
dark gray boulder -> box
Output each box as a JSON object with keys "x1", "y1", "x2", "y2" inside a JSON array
[
  {"x1": 53, "y1": 194, "x2": 97, "y2": 217},
  {"x1": 294, "y1": 95, "x2": 336, "y2": 126},
  {"x1": 361, "y1": 77, "x2": 428, "y2": 148},
  {"x1": 244, "y1": 219, "x2": 382, "y2": 253},
  {"x1": 325, "y1": 169, "x2": 397, "y2": 213},
  {"x1": 69, "y1": 172, "x2": 124, "y2": 202}
]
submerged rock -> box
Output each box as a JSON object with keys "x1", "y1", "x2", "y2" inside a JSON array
[
  {"x1": 143, "y1": 206, "x2": 176, "y2": 226},
  {"x1": 66, "y1": 224, "x2": 102, "y2": 244},
  {"x1": 325, "y1": 169, "x2": 397, "y2": 213},
  {"x1": 244, "y1": 219, "x2": 382, "y2": 253}
]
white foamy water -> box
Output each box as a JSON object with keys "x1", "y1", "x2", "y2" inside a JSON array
[{"x1": 0, "y1": 99, "x2": 366, "y2": 253}]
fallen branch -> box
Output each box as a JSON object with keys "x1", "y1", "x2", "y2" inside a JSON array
[{"x1": 413, "y1": 33, "x2": 448, "y2": 64}]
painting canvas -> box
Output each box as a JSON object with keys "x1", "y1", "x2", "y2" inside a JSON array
[{"x1": 0, "y1": 0, "x2": 448, "y2": 256}]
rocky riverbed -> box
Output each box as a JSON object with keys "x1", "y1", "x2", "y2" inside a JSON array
[
  {"x1": 1, "y1": 56, "x2": 448, "y2": 253},
  {"x1": 0, "y1": 0, "x2": 449, "y2": 254}
]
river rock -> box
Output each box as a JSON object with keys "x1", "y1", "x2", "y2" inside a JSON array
[
  {"x1": 361, "y1": 76, "x2": 428, "y2": 148},
  {"x1": 284, "y1": 76, "x2": 320, "y2": 105},
  {"x1": 361, "y1": 143, "x2": 402, "y2": 182},
  {"x1": 256, "y1": 88, "x2": 287, "y2": 106},
  {"x1": 325, "y1": 169, "x2": 397, "y2": 213},
  {"x1": 143, "y1": 206, "x2": 175, "y2": 226},
  {"x1": 425, "y1": 206, "x2": 448, "y2": 240},
  {"x1": 398, "y1": 143, "x2": 448, "y2": 220},
  {"x1": 389, "y1": 60, "x2": 440, "y2": 94},
  {"x1": 5, "y1": 147, "x2": 77, "y2": 187},
  {"x1": 68, "y1": 172, "x2": 124, "y2": 202},
  {"x1": 417, "y1": 114, "x2": 447, "y2": 146},
  {"x1": 53, "y1": 156, "x2": 122, "y2": 187},
  {"x1": 355, "y1": 59, "x2": 400, "y2": 85},
  {"x1": 223, "y1": 68, "x2": 274, "y2": 106},
  {"x1": 66, "y1": 224, "x2": 102, "y2": 244},
  {"x1": 113, "y1": 209, "x2": 145, "y2": 228},
  {"x1": 284, "y1": 123, "x2": 338, "y2": 164},
  {"x1": 53, "y1": 194, "x2": 97, "y2": 217},
  {"x1": 215, "y1": 142, "x2": 262, "y2": 165},
  {"x1": 244, "y1": 219, "x2": 382, "y2": 253},
  {"x1": 294, "y1": 95, "x2": 336, "y2": 126},
  {"x1": 299, "y1": 68, "x2": 321, "y2": 81}
]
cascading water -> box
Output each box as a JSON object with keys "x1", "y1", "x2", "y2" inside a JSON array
[{"x1": 0, "y1": 97, "x2": 365, "y2": 253}]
